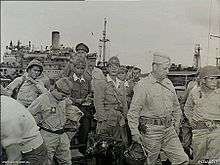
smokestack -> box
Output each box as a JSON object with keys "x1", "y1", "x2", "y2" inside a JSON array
[{"x1": 52, "y1": 31, "x2": 60, "y2": 50}]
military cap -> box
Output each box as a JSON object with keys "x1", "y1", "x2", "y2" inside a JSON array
[
  {"x1": 153, "y1": 52, "x2": 171, "y2": 64},
  {"x1": 86, "y1": 53, "x2": 97, "y2": 59},
  {"x1": 107, "y1": 56, "x2": 120, "y2": 66},
  {"x1": 55, "y1": 77, "x2": 73, "y2": 95},
  {"x1": 133, "y1": 66, "x2": 141, "y2": 71},
  {"x1": 199, "y1": 65, "x2": 220, "y2": 79},
  {"x1": 75, "y1": 43, "x2": 89, "y2": 53},
  {"x1": 26, "y1": 59, "x2": 43, "y2": 72}
]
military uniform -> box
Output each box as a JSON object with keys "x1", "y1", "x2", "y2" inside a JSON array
[
  {"x1": 6, "y1": 59, "x2": 47, "y2": 107},
  {"x1": 184, "y1": 87, "x2": 220, "y2": 163},
  {"x1": 127, "y1": 53, "x2": 188, "y2": 164},
  {"x1": 66, "y1": 56, "x2": 92, "y2": 153},
  {"x1": 68, "y1": 72, "x2": 92, "y2": 152},
  {"x1": 94, "y1": 57, "x2": 128, "y2": 144},
  {"x1": 95, "y1": 74, "x2": 128, "y2": 141},
  {"x1": 1, "y1": 95, "x2": 47, "y2": 165},
  {"x1": 28, "y1": 78, "x2": 73, "y2": 165},
  {"x1": 84, "y1": 53, "x2": 98, "y2": 82}
]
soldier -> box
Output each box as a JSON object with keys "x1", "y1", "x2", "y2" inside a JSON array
[
  {"x1": 184, "y1": 65, "x2": 220, "y2": 164},
  {"x1": 117, "y1": 65, "x2": 128, "y2": 82},
  {"x1": 6, "y1": 59, "x2": 48, "y2": 107},
  {"x1": 1, "y1": 95, "x2": 47, "y2": 165},
  {"x1": 84, "y1": 53, "x2": 98, "y2": 82},
  {"x1": 117, "y1": 65, "x2": 133, "y2": 145},
  {"x1": 28, "y1": 78, "x2": 73, "y2": 165},
  {"x1": 94, "y1": 56, "x2": 128, "y2": 164},
  {"x1": 61, "y1": 43, "x2": 89, "y2": 78},
  {"x1": 67, "y1": 56, "x2": 92, "y2": 154},
  {"x1": 132, "y1": 66, "x2": 141, "y2": 83},
  {"x1": 127, "y1": 52, "x2": 189, "y2": 164}
]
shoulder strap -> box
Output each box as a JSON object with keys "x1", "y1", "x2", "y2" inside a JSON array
[
  {"x1": 11, "y1": 76, "x2": 26, "y2": 99},
  {"x1": 17, "y1": 76, "x2": 26, "y2": 91}
]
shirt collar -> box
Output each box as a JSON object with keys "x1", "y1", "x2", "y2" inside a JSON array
[
  {"x1": 73, "y1": 73, "x2": 85, "y2": 82},
  {"x1": 124, "y1": 80, "x2": 129, "y2": 87},
  {"x1": 106, "y1": 74, "x2": 121, "y2": 88},
  {"x1": 148, "y1": 73, "x2": 171, "y2": 85}
]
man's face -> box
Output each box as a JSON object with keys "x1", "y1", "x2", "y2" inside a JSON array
[
  {"x1": 87, "y1": 59, "x2": 96, "y2": 70},
  {"x1": 117, "y1": 71, "x2": 127, "y2": 81},
  {"x1": 154, "y1": 62, "x2": 170, "y2": 80},
  {"x1": 74, "y1": 64, "x2": 86, "y2": 76},
  {"x1": 53, "y1": 86, "x2": 69, "y2": 101},
  {"x1": 28, "y1": 66, "x2": 42, "y2": 79},
  {"x1": 133, "y1": 69, "x2": 141, "y2": 79},
  {"x1": 204, "y1": 76, "x2": 217, "y2": 90},
  {"x1": 108, "y1": 64, "x2": 119, "y2": 76}
]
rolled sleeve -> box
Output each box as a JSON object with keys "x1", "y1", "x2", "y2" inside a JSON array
[{"x1": 5, "y1": 77, "x2": 23, "y2": 96}]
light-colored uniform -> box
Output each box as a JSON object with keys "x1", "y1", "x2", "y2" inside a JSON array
[
  {"x1": 1, "y1": 95, "x2": 46, "y2": 164},
  {"x1": 6, "y1": 75, "x2": 47, "y2": 107},
  {"x1": 127, "y1": 74, "x2": 189, "y2": 164},
  {"x1": 184, "y1": 87, "x2": 220, "y2": 163},
  {"x1": 28, "y1": 92, "x2": 72, "y2": 165},
  {"x1": 91, "y1": 67, "x2": 106, "y2": 92},
  {"x1": 93, "y1": 74, "x2": 128, "y2": 143}
]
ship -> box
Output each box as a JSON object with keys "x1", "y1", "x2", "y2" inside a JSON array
[
  {"x1": 1, "y1": 31, "x2": 76, "y2": 86},
  {"x1": 167, "y1": 44, "x2": 200, "y2": 98},
  {"x1": 0, "y1": 19, "x2": 109, "y2": 87}
]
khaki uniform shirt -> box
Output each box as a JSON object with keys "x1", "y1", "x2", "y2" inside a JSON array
[
  {"x1": 84, "y1": 68, "x2": 93, "y2": 83},
  {"x1": 6, "y1": 75, "x2": 47, "y2": 107},
  {"x1": 93, "y1": 74, "x2": 128, "y2": 126},
  {"x1": 127, "y1": 73, "x2": 181, "y2": 136},
  {"x1": 184, "y1": 87, "x2": 220, "y2": 124},
  {"x1": 1, "y1": 96, "x2": 43, "y2": 153},
  {"x1": 28, "y1": 92, "x2": 68, "y2": 131}
]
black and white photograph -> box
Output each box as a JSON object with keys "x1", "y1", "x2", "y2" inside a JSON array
[{"x1": 1, "y1": 0, "x2": 220, "y2": 164}]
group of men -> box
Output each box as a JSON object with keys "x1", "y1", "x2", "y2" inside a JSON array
[{"x1": 1, "y1": 42, "x2": 220, "y2": 165}]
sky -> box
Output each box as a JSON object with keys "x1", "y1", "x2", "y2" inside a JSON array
[{"x1": 1, "y1": 0, "x2": 220, "y2": 72}]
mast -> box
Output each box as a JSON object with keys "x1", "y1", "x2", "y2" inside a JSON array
[
  {"x1": 193, "y1": 44, "x2": 201, "y2": 69},
  {"x1": 98, "y1": 18, "x2": 110, "y2": 67}
]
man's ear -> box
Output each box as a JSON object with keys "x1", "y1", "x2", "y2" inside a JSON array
[{"x1": 200, "y1": 78, "x2": 206, "y2": 85}]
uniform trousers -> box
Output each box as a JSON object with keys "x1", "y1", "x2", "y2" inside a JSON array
[
  {"x1": 141, "y1": 125, "x2": 189, "y2": 164},
  {"x1": 40, "y1": 130, "x2": 71, "y2": 165},
  {"x1": 191, "y1": 128, "x2": 220, "y2": 164},
  {"x1": 21, "y1": 143, "x2": 47, "y2": 165}
]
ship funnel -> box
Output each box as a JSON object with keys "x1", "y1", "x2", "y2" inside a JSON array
[{"x1": 52, "y1": 31, "x2": 60, "y2": 50}]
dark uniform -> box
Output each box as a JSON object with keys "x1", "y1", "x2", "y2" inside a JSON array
[
  {"x1": 67, "y1": 57, "x2": 92, "y2": 154},
  {"x1": 94, "y1": 56, "x2": 128, "y2": 165}
]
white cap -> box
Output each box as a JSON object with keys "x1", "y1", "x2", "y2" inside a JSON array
[{"x1": 153, "y1": 52, "x2": 171, "y2": 64}]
